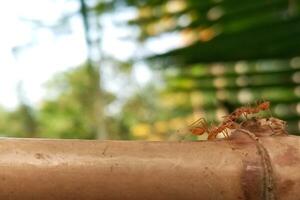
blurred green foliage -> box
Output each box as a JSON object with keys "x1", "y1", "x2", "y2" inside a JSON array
[
  {"x1": 0, "y1": 104, "x2": 37, "y2": 138},
  {"x1": 108, "y1": 0, "x2": 300, "y2": 136},
  {"x1": 38, "y1": 65, "x2": 105, "y2": 139},
  {"x1": 0, "y1": 0, "x2": 300, "y2": 139}
]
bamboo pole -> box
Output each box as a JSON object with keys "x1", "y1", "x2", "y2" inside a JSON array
[{"x1": 0, "y1": 130, "x2": 299, "y2": 199}]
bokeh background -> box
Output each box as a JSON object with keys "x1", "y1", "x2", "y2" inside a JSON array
[{"x1": 0, "y1": 0, "x2": 300, "y2": 140}]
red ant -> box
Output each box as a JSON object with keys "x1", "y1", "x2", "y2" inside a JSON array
[
  {"x1": 207, "y1": 120, "x2": 239, "y2": 140},
  {"x1": 188, "y1": 118, "x2": 208, "y2": 136},
  {"x1": 189, "y1": 101, "x2": 271, "y2": 140},
  {"x1": 189, "y1": 118, "x2": 238, "y2": 139},
  {"x1": 222, "y1": 101, "x2": 271, "y2": 123},
  {"x1": 214, "y1": 101, "x2": 271, "y2": 138}
]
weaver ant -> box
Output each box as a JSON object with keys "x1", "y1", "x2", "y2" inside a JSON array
[
  {"x1": 188, "y1": 118, "x2": 208, "y2": 136},
  {"x1": 189, "y1": 118, "x2": 238, "y2": 139},
  {"x1": 189, "y1": 100, "x2": 271, "y2": 140},
  {"x1": 222, "y1": 101, "x2": 271, "y2": 124},
  {"x1": 206, "y1": 120, "x2": 239, "y2": 140}
]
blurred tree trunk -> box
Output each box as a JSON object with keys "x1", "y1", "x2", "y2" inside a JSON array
[
  {"x1": 79, "y1": 0, "x2": 107, "y2": 139},
  {"x1": 17, "y1": 82, "x2": 38, "y2": 138}
]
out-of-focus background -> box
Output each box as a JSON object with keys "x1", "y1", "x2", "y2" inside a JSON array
[{"x1": 0, "y1": 0, "x2": 300, "y2": 140}]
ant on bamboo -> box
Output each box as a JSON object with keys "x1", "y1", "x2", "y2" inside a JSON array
[
  {"x1": 189, "y1": 117, "x2": 239, "y2": 140},
  {"x1": 206, "y1": 120, "x2": 239, "y2": 140},
  {"x1": 222, "y1": 101, "x2": 270, "y2": 124},
  {"x1": 189, "y1": 100, "x2": 271, "y2": 140},
  {"x1": 188, "y1": 118, "x2": 208, "y2": 136}
]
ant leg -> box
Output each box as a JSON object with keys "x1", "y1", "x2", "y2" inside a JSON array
[
  {"x1": 199, "y1": 120, "x2": 211, "y2": 134},
  {"x1": 189, "y1": 117, "x2": 208, "y2": 127},
  {"x1": 221, "y1": 129, "x2": 228, "y2": 138},
  {"x1": 266, "y1": 102, "x2": 273, "y2": 118},
  {"x1": 243, "y1": 113, "x2": 248, "y2": 120},
  {"x1": 219, "y1": 130, "x2": 225, "y2": 138},
  {"x1": 220, "y1": 131, "x2": 226, "y2": 138},
  {"x1": 207, "y1": 131, "x2": 213, "y2": 140},
  {"x1": 189, "y1": 118, "x2": 212, "y2": 136},
  {"x1": 189, "y1": 118, "x2": 204, "y2": 127},
  {"x1": 224, "y1": 129, "x2": 229, "y2": 138},
  {"x1": 207, "y1": 131, "x2": 217, "y2": 140},
  {"x1": 201, "y1": 119, "x2": 210, "y2": 129},
  {"x1": 255, "y1": 99, "x2": 264, "y2": 107},
  {"x1": 246, "y1": 102, "x2": 252, "y2": 118}
]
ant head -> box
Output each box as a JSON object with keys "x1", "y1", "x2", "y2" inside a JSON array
[{"x1": 258, "y1": 101, "x2": 270, "y2": 110}]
